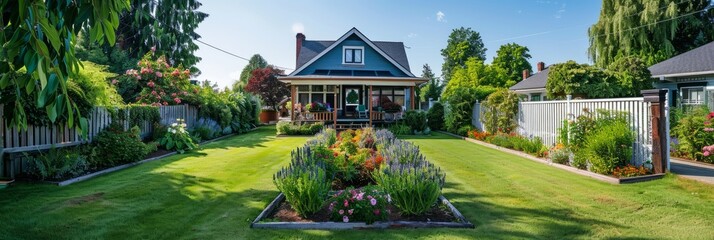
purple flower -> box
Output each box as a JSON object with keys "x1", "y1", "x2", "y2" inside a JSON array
[
  {"x1": 370, "y1": 198, "x2": 377, "y2": 206},
  {"x1": 343, "y1": 216, "x2": 349, "y2": 223}
]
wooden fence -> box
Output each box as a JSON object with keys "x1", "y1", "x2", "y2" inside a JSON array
[
  {"x1": 1, "y1": 104, "x2": 198, "y2": 152},
  {"x1": 473, "y1": 97, "x2": 662, "y2": 166}
]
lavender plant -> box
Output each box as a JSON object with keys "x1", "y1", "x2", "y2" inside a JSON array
[
  {"x1": 373, "y1": 160, "x2": 446, "y2": 215},
  {"x1": 382, "y1": 139, "x2": 423, "y2": 164},
  {"x1": 274, "y1": 147, "x2": 331, "y2": 217}
]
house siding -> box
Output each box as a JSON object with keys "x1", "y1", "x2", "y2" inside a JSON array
[
  {"x1": 654, "y1": 75, "x2": 714, "y2": 107},
  {"x1": 296, "y1": 38, "x2": 409, "y2": 77}
]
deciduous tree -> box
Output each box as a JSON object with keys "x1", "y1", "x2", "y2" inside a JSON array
[
  {"x1": 441, "y1": 27, "x2": 487, "y2": 85},
  {"x1": 245, "y1": 67, "x2": 289, "y2": 111},
  {"x1": 492, "y1": 43, "x2": 533, "y2": 84},
  {"x1": 233, "y1": 54, "x2": 269, "y2": 91}
]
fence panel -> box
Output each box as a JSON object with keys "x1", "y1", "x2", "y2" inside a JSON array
[{"x1": 474, "y1": 97, "x2": 654, "y2": 165}]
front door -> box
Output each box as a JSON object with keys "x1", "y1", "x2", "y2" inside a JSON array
[{"x1": 343, "y1": 86, "x2": 361, "y2": 117}]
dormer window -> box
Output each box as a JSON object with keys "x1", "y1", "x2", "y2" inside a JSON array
[{"x1": 343, "y1": 46, "x2": 364, "y2": 64}]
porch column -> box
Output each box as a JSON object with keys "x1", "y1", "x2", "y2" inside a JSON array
[
  {"x1": 333, "y1": 85, "x2": 337, "y2": 127},
  {"x1": 410, "y1": 86, "x2": 415, "y2": 110},
  {"x1": 290, "y1": 85, "x2": 296, "y2": 121},
  {"x1": 369, "y1": 85, "x2": 373, "y2": 127}
]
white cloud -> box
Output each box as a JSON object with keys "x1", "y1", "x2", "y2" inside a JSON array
[
  {"x1": 408, "y1": 33, "x2": 418, "y2": 38},
  {"x1": 436, "y1": 11, "x2": 446, "y2": 22},
  {"x1": 292, "y1": 22, "x2": 305, "y2": 33},
  {"x1": 554, "y1": 4, "x2": 566, "y2": 18}
]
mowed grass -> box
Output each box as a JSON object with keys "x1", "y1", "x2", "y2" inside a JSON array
[{"x1": 1, "y1": 127, "x2": 713, "y2": 239}]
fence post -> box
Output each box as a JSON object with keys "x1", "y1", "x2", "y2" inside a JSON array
[
  {"x1": 642, "y1": 89, "x2": 668, "y2": 173},
  {"x1": 566, "y1": 95, "x2": 572, "y2": 145}
]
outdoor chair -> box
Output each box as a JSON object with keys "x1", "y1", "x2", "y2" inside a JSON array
[{"x1": 357, "y1": 104, "x2": 368, "y2": 119}]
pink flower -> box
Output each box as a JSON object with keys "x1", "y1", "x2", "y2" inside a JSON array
[
  {"x1": 356, "y1": 193, "x2": 364, "y2": 201},
  {"x1": 171, "y1": 69, "x2": 181, "y2": 77},
  {"x1": 137, "y1": 75, "x2": 142, "y2": 80},
  {"x1": 348, "y1": 209, "x2": 354, "y2": 215},
  {"x1": 111, "y1": 79, "x2": 118, "y2": 85},
  {"x1": 151, "y1": 90, "x2": 158, "y2": 95},
  {"x1": 147, "y1": 81, "x2": 155, "y2": 88},
  {"x1": 373, "y1": 209, "x2": 380, "y2": 215},
  {"x1": 171, "y1": 93, "x2": 177, "y2": 97},
  {"x1": 155, "y1": 72, "x2": 163, "y2": 78},
  {"x1": 705, "y1": 128, "x2": 714, "y2": 132},
  {"x1": 343, "y1": 200, "x2": 349, "y2": 207},
  {"x1": 342, "y1": 216, "x2": 349, "y2": 223},
  {"x1": 370, "y1": 198, "x2": 377, "y2": 206},
  {"x1": 338, "y1": 209, "x2": 344, "y2": 215},
  {"x1": 174, "y1": 98, "x2": 181, "y2": 104},
  {"x1": 705, "y1": 151, "x2": 711, "y2": 157},
  {"x1": 163, "y1": 101, "x2": 168, "y2": 106},
  {"x1": 151, "y1": 46, "x2": 156, "y2": 52},
  {"x1": 328, "y1": 202, "x2": 335, "y2": 212},
  {"x1": 183, "y1": 69, "x2": 191, "y2": 76}
]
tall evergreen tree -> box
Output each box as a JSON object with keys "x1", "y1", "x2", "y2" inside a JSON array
[
  {"x1": 492, "y1": 43, "x2": 533, "y2": 85},
  {"x1": 440, "y1": 27, "x2": 487, "y2": 85},
  {"x1": 233, "y1": 54, "x2": 269, "y2": 91},
  {"x1": 588, "y1": 0, "x2": 714, "y2": 67},
  {"x1": 419, "y1": 64, "x2": 443, "y2": 102}
]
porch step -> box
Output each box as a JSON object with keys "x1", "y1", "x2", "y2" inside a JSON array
[{"x1": 334, "y1": 123, "x2": 372, "y2": 131}]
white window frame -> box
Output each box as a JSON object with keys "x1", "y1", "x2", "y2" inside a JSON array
[
  {"x1": 681, "y1": 86, "x2": 705, "y2": 105},
  {"x1": 342, "y1": 46, "x2": 365, "y2": 65},
  {"x1": 296, "y1": 85, "x2": 340, "y2": 109}
]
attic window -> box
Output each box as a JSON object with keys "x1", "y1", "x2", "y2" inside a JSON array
[{"x1": 343, "y1": 46, "x2": 364, "y2": 64}]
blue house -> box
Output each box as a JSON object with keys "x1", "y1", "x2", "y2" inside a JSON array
[
  {"x1": 650, "y1": 41, "x2": 714, "y2": 107},
  {"x1": 279, "y1": 28, "x2": 426, "y2": 126}
]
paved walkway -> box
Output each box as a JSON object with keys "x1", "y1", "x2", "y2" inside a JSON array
[{"x1": 671, "y1": 158, "x2": 714, "y2": 185}]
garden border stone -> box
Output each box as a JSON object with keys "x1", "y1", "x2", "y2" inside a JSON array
[
  {"x1": 50, "y1": 128, "x2": 258, "y2": 186},
  {"x1": 250, "y1": 193, "x2": 474, "y2": 229},
  {"x1": 438, "y1": 131, "x2": 665, "y2": 184}
]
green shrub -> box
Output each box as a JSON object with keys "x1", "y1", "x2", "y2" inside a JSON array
[
  {"x1": 276, "y1": 121, "x2": 324, "y2": 135},
  {"x1": 427, "y1": 102, "x2": 445, "y2": 131},
  {"x1": 25, "y1": 147, "x2": 89, "y2": 181},
  {"x1": 160, "y1": 119, "x2": 198, "y2": 154},
  {"x1": 550, "y1": 147, "x2": 571, "y2": 164},
  {"x1": 672, "y1": 106, "x2": 713, "y2": 160},
  {"x1": 93, "y1": 123, "x2": 149, "y2": 168},
  {"x1": 572, "y1": 151, "x2": 588, "y2": 169},
  {"x1": 373, "y1": 160, "x2": 445, "y2": 215},
  {"x1": 456, "y1": 125, "x2": 474, "y2": 137},
  {"x1": 480, "y1": 88, "x2": 519, "y2": 133},
  {"x1": 274, "y1": 153, "x2": 331, "y2": 217},
  {"x1": 404, "y1": 110, "x2": 428, "y2": 132},
  {"x1": 190, "y1": 126, "x2": 217, "y2": 142},
  {"x1": 388, "y1": 124, "x2": 411, "y2": 135},
  {"x1": 582, "y1": 120, "x2": 634, "y2": 174}
]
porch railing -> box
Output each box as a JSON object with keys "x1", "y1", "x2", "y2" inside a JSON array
[{"x1": 301, "y1": 111, "x2": 334, "y2": 122}]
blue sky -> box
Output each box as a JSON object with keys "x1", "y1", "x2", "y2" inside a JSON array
[{"x1": 194, "y1": 0, "x2": 602, "y2": 88}]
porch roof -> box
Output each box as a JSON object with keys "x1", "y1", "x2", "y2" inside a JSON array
[{"x1": 278, "y1": 75, "x2": 427, "y2": 86}]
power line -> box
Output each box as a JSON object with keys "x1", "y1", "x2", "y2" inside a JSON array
[{"x1": 195, "y1": 39, "x2": 294, "y2": 71}]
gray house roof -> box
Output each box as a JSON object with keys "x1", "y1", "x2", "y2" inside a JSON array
[
  {"x1": 296, "y1": 40, "x2": 411, "y2": 72},
  {"x1": 510, "y1": 67, "x2": 550, "y2": 91},
  {"x1": 648, "y1": 41, "x2": 714, "y2": 78}
]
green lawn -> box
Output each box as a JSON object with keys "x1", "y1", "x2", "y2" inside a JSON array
[{"x1": 1, "y1": 127, "x2": 714, "y2": 239}]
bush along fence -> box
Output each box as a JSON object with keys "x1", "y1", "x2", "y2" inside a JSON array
[
  {"x1": 471, "y1": 90, "x2": 669, "y2": 176},
  {"x1": 0, "y1": 104, "x2": 198, "y2": 180}
]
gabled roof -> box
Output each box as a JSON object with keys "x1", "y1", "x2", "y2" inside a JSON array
[
  {"x1": 649, "y1": 41, "x2": 714, "y2": 78},
  {"x1": 289, "y1": 28, "x2": 415, "y2": 77},
  {"x1": 510, "y1": 67, "x2": 550, "y2": 91}
]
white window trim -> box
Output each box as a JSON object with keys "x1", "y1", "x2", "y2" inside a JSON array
[
  {"x1": 297, "y1": 85, "x2": 341, "y2": 109},
  {"x1": 342, "y1": 46, "x2": 365, "y2": 65},
  {"x1": 681, "y1": 86, "x2": 705, "y2": 105}
]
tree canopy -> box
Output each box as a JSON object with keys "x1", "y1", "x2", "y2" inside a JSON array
[
  {"x1": 441, "y1": 27, "x2": 487, "y2": 84},
  {"x1": 245, "y1": 67, "x2": 289, "y2": 111},
  {"x1": 234, "y1": 54, "x2": 269, "y2": 91},
  {"x1": 588, "y1": 0, "x2": 714, "y2": 67},
  {"x1": 545, "y1": 58, "x2": 652, "y2": 99},
  {"x1": 0, "y1": 0, "x2": 130, "y2": 133},
  {"x1": 492, "y1": 43, "x2": 533, "y2": 84}
]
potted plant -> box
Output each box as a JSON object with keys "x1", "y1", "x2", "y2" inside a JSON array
[{"x1": 382, "y1": 101, "x2": 402, "y2": 113}]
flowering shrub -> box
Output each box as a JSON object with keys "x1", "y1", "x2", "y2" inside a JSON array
[
  {"x1": 159, "y1": 119, "x2": 198, "y2": 154},
  {"x1": 122, "y1": 51, "x2": 193, "y2": 106},
  {"x1": 612, "y1": 165, "x2": 649, "y2": 178},
  {"x1": 305, "y1": 102, "x2": 328, "y2": 112},
  {"x1": 373, "y1": 160, "x2": 445, "y2": 215},
  {"x1": 549, "y1": 144, "x2": 571, "y2": 164},
  {"x1": 328, "y1": 186, "x2": 389, "y2": 224}
]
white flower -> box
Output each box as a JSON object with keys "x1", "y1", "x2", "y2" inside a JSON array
[{"x1": 171, "y1": 123, "x2": 178, "y2": 127}]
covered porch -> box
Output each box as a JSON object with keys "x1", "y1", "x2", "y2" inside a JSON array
[{"x1": 281, "y1": 76, "x2": 426, "y2": 126}]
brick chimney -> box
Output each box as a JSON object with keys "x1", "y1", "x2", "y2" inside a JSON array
[
  {"x1": 522, "y1": 69, "x2": 530, "y2": 80},
  {"x1": 296, "y1": 33, "x2": 306, "y2": 67},
  {"x1": 537, "y1": 62, "x2": 545, "y2": 72}
]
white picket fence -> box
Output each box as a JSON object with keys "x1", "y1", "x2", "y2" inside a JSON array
[
  {"x1": 474, "y1": 97, "x2": 657, "y2": 166},
  {"x1": 1, "y1": 104, "x2": 198, "y2": 152}
]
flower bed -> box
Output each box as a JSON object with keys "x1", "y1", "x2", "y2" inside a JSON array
[{"x1": 252, "y1": 128, "x2": 473, "y2": 229}]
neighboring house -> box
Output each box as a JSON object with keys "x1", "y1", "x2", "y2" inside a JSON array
[
  {"x1": 510, "y1": 62, "x2": 548, "y2": 101},
  {"x1": 278, "y1": 28, "x2": 427, "y2": 125},
  {"x1": 650, "y1": 41, "x2": 714, "y2": 107}
]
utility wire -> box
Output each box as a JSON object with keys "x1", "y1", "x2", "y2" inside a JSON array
[{"x1": 196, "y1": 39, "x2": 294, "y2": 71}]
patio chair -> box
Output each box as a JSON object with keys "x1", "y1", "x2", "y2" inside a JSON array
[{"x1": 357, "y1": 104, "x2": 368, "y2": 119}]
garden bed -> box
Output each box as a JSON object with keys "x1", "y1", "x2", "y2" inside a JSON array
[
  {"x1": 440, "y1": 131, "x2": 665, "y2": 184},
  {"x1": 251, "y1": 193, "x2": 473, "y2": 229}
]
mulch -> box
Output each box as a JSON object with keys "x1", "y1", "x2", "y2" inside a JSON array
[{"x1": 268, "y1": 199, "x2": 456, "y2": 223}]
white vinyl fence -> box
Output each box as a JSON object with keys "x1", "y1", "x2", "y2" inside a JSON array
[
  {"x1": 1, "y1": 104, "x2": 198, "y2": 152},
  {"x1": 474, "y1": 97, "x2": 657, "y2": 166}
]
